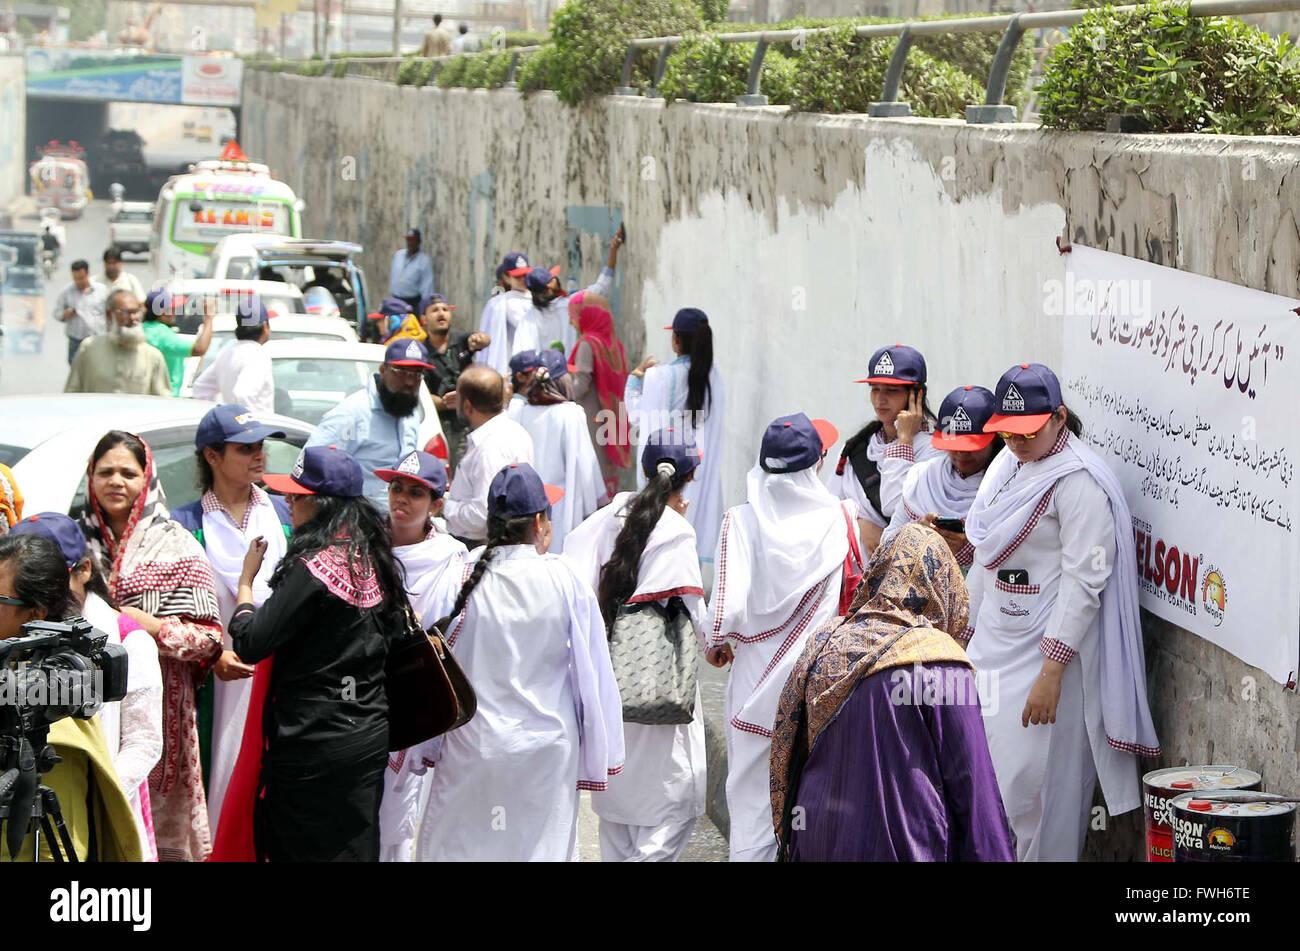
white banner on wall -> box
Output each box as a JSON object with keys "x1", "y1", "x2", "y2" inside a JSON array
[
  {"x1": 1059, "y1": 244, "x2": 1300, "y2": 684},
  {"x1": 182, "y1": 57, "x2": 243, "y2": 106}
]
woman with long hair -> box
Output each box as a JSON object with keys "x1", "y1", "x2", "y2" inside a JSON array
[
  {"x1": 77, "y1": 430, "x2": 224, "y2": 862},
  {"x1": 567, "y1": 293, "x2": 631, "y2": 498},
  {"x1": 828, "y1": 344, "x2": 941, "y2": 557},
  {"x1": 12, "y1": 511, "x2": 163, "y2": 861},
  {"x1": 415, "y1": 463, "x2": 624, "y2": 862},
  {"x1": 563, "y1": 430, "x2": 707, "y2": 862},
  {"x1": 625, "y1": 307, "x2": 725, "y2": 561},
  {"x1": 221, "y1": 446, "x2": 407, "y2": 861},
  {"x1": 882, "y1": 385, "x2": 1005, "y2": 569},
  {"x1": 962, "y1": 363, "x2": 1159, "y2": 861}
]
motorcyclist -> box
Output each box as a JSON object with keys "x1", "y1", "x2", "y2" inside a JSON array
[{"x1": 41, "y1": 226, "x2": 60, "y2": 255}]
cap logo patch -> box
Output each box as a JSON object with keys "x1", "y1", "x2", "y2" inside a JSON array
[
  {"x1": 234, "y1": 412, "x2": 255, "y2": 426},
  {"x1": 398, "y1": 452, "x2": 421, "y2": 474},
  {"x1": 515, "y1": 256, "x2": 526, "y2": 268},
  {"x1": 1002, "y1": 383, "x2": 1025, "y2": 412},
  {"x1": 291, "y1": 450, "x2": 306, "y2": 479},
  {"x1": 763, "y1": 456, "x2": 789, "y2": 470},
  {"x1": 405, "y1": 341, "x2": 422, "y2": 360},
  {"x1": 874, "y1": 352, "x2": 895, "y2": 376},
  {"x1": 950, "y1": 406, "x2": 972, "y2": 433}
]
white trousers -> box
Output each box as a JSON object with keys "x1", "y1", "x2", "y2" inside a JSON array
[{"x1": 598, "y1": 817, "x2": 697, "y2": 862}]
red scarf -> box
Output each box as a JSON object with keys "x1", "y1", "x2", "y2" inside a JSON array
[{"x1": 569, "y1": 304, "x2": 630, "y2": 469}]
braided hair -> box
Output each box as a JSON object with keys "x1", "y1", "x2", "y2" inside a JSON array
[{"x1": 445, "y1": 512, "x2": 536, "y2": 624}]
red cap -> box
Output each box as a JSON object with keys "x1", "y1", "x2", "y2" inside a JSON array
[
  {"x1": 544, "y1": 483, "x2": 565, "y2": 506},
  {"x1": 811, "y1": 418, "x2": 839, "y2": 452}
]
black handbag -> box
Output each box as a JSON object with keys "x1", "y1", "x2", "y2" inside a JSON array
[{"x1": 384, "y1": 603, "x2": 477, "y2": 752}]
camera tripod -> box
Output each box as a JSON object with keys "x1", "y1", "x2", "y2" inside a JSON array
[{"x1": 0, "y1": 726, "x2": 78, "y2": 862}]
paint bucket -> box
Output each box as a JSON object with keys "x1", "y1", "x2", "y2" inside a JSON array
[
  {"x1": 1142, "y1": 766, "x2": 1261, "y2": 862},
  {"x1": 1172, "y1": 791, "x2": 1296, "y2": 862}
]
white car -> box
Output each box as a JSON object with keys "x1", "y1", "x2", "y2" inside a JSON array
[
  {"x1": 108, "y1": 201, "x2": 153, "y2": 256},
  {"x1": 2, "y1": 394, "x2": 315, "y2": 516},
  {"x1": 177, "y1": 313, "x2": 359, "y2": 397},
  {"x1": 158, "y1": 279, "x2": 306, "y2": 335},
  {"x1": 251, "y1": 339, "x2": 447, "y2": 458}
]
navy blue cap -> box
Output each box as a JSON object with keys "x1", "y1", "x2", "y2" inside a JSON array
[
  {"x1": 374, "y1": 450, "x2": 448, "y2": 496},
  {"x1": 236, "y1": 296, "x2": 270, "y2": 327},
  {"x1": 525, "y1": 266, "x2": 563, "y2": 294},
  {"x1": 665, "y1": 307, "x2": 708, "y2": 334},
  {"x1": 195, "y1": 404, "x2": 287, "y2": 449},
  {"x1": 856, "y1": 344, "x2": 926, "y2": 386},
  {"x1": 405, "y1": 227, "x2": 421, "y2": 240},
  {"x1": 509, "y1": 349, "x2": 541, "y2": 374},
  {"x1": 641, "y1": 429, "x2": 703, "y2": 480},
  {"x1": 538, "y1": 348, "x2": 572, "y2": 380},
  {"x1": 144, "y1": 286, "x2": 172, "y2": 321},
  {"x1": 499, "y1": 251, "x2": 532, "y2": 277},
  {"x1": 933, "y1": 386, "x2": 998, "y2": 451},
  {"x1": 10, "y1": 512, "x2": 87, "y2": 569},
  {"x1": 418, "y1": 293, "x2": 453, "y2": 315},
  {"x1": 759, "y1": 413, "x2": 839, "y2": 474},
  {"x1": 986, "y1": 363, "x2": 1064, "y2": 435},
  {"x1": 263, "y1": 446, "x2": 364, "y2": 498},
  {"x1": 487, "y1": 462, "x2": 564, "y2": 519},
  {"x1": 384, "y1": 337, "x2": 435, "y2": 370},
  {"x1": 379, "y1": 296, "x2": 414, "y2": 317}
]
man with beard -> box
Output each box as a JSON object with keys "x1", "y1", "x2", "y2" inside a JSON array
[
  {"x1": 420, "y1": 292, "x2": 488, "y2": 470},
  {"x1": 307, "y1": 338, "x2": 434, "y2": 509},
  {"x1": 64, "y1": 289, "x2": 171, "y2": 396},
  {"x1": 192, "y1": 298, "x2": 276, "y2": 414}
]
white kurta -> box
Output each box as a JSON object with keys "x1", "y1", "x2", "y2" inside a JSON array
[
  {"x1": 477, "y1": 290, "x2": 533, "y2": 375},
  {"x1": 190, "y1": 339, "x2": 275, "y2": 415},
  {"x1": 513, "y1": 400, "x2": 608, "y2": 554},
  {"x1": 532, "y1": 297, "x2": 577, "y2": 355},
  {"x1": 442, "y1": 412, "x2": 535, "y2": 542},
  {"x1": 826, "y1": 429, "x2": 942, "y2": 528},
  {"x1": 200, "y1": 495, "x2": 287, "y2": 839},
  {"x1": 625, "y1": 358, "x2": 726, "y2": 561},
  {"x1": 707, "y1": 469, "x2": 853, "y2": 862},
  {"x1": 379, "y1": 529, "x2": 468, "y2": 862},
  {"x1": 414, "y1": 546, "x2": 624, "y2": 862},
  {"x1": 563, "y1": 494, "x2": 708, "y2": 861},
  {"x1": 965, "y1": 467, "x2": 1118, "y2": 862}
]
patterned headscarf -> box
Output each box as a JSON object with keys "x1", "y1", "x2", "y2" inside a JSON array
[
  {"x1": 769, "y1": 522, "x2": 973, "y2": 844},
  {"x1": 77, "y1": 434, "x2": 221, "y2": 626},
  {"x1": 0, "y1": 463, "x2": 23, "y2": 532}
]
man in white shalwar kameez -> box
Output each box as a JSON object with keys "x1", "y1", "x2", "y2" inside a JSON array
[
  {"x1": 563, "y1": 431, "x2": 708, "y2": 861},
  {"x1": 477, "y1": 253, "x2": 535, "y2": 376},
  {"x1": 170, "y1": 405, "x2": 291, "y2": 842},
  {"x1": 414, "y1": 463, "x2": 624, "y2": 862},
  {"x1": 962, "y1": 364, "x2": 1160, "y2": 862},
  {"x1": 373, "y1": 451, "x2": 468, "y2": 862},
  {"x1": 706, "y1": 414, "x2": 855, "y2": 862}
]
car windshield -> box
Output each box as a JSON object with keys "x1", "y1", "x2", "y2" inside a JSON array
[
  {"x1": 113, "y1": 209, "x2": 152, "y2": 222},
  {"x1": 270, "y1": 357, "x2": 377, "y2": 424},
  {"x1": 0, "y1": 444, "x2": 29, "y2": 467},
  {"x1": 196, "y1": 331, "x2": 354, "y2": 374},
  {"x1": 172, "y1": 291, "x2": 305, "y2": 334}
]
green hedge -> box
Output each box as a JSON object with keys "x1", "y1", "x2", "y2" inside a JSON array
[
  {"x1": 518, "y1": 46, "x2": 559, "y2": 93},
  {"x1": 658, "y1": 35, "x2": 797, "y2": 104},
  {"x1": 1037, "y1": 2, "x2": 1300, "y2": 134}
]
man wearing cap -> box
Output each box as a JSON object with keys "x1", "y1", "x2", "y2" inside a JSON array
[
  {"x1": 191, "y1": 298, "x2": 275, "y2": 414},
  {"x1": 505, "y1": 348, "x2": 541, "y2": 416},
  {"x1": 475, "y1": 252, "x2": 534, "y2": 377},
  {"x1": 881, "y1": 385, "x2": 1004, "y2": 568},
  {"x1": 171, "y1": 404, "x2": 292, "y2": 839},
  {"x1": 706, "y1": 412, "x2": 854, "y2": 863},
  {"x1": 527, "y1": 245, "x2": 620, "y2": 357},
  {"x1": 306, "y1": 338, "x2": 434, "y2": 509},
  {"x1": 369, "y1": 296, "x2": 422, "y2": 345},
  {"x1": 389, "y1": 227, "x2": 434, "y2": 314},
  {"x1": 142, "y1": 286, "x2": 216, "y2": 397},
  {"x1": 65, "y1": 288, "x2": 172, "y2": 397},
  {"x1": 440, "y1": 365, "x2": 534, "y2": 547},
  {"x1": 421, "y1": 292, "x2": 488, "y2": 470}
]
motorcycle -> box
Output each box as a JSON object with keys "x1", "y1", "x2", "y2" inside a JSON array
[
  {"x1": 40, "y1": 247, "x2": 56, "y2": 279},
  {"x1": 38, "y1": 207, "x2": 66, "y2": 252}
]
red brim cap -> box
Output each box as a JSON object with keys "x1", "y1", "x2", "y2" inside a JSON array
[
  {"x1": 811, "y1": 418, "x2": 839, "y2": 451},
  {"x1": 548, "y1": 264, "x2": 562, "y2": 277},
  {"x1": 373, "y1": 469, "x2": 443, "y2": 493},
  {"x1": 366, "y1": 312, "x2": 384, "y2": 320},
  {"x1": 261, "y1": 473, "x2": 314, "y2": 495},
  {"x1": 854, "y1": 375, "x2": 915, "y2": 385},
  {"x1": 545, "y1": 484, "x2": 565, "y2": 505},
  {"x1": 932, "y1": 431, "x2": 997, "y2": 451},
  {"x1": 566, "y1": 362, "x2": 578, "y2": 374},
  {"x1": 387, "y1": 359, "x2": 435, "y2": 370},
  {"x1": 506, "y1": 267, "x2": 530, "y2": 276},
  {"x1": 984, "y1": 412, "x2": 1052, "y2": 435}
]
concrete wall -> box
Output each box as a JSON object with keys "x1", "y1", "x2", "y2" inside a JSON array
[
  {"x1": 243, "y1": 71, "x2": 1300, "y2": 858},
  {"x1": 0, "y1": 55, "x2": 26, "y2": 215}
]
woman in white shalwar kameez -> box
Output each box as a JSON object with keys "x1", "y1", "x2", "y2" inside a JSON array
[
  {"x1": 624, "y1": 308, "x2": 725, "y2": 561},
  {"x1": 962, "y1": 364, "x2": 1160, "y2": 862},
  {"x1": 563, "y1": 430, "x2": 707, "y2": 862},
  {"x1": 414, "y1": 463, "x2": 624, "y2": 862},
  {"x1": 373, "y1": 451, "x2": 468, "y2": 862},
  {"x1": 512, "y1": 354, "x2": 608, "y2": 555},
  {"x1": 706, "y1": 414, "x2": 856, "y2": 863}
]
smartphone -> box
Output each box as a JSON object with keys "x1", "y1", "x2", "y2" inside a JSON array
[
  {"x1": 617, "y1": 222, "x2": 626, "y2": 245},
  {"x1": 934, "y1": 517, "x2": 965, "y2": 532}
]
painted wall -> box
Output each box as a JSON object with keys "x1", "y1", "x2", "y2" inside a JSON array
[
  {"x1": 0, "y1": 55, "x2": 26, "y2": 215},
  {"x1": 244, "y1": 71, "x2": 1300, "y2": 858}
]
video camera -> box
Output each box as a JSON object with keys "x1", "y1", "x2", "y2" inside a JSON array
[{"x1": 0, "y1": 618, "x2": 129, "y2": 860}]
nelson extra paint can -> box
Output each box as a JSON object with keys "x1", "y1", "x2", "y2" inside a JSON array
[
  {"x1": 1171, "y1": 791, "x2": 1296, "y2": 863},
  {"x1": 1142, "y1": 766, "x2": 1261, "y2": 862}
]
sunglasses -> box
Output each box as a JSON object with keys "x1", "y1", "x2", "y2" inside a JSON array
[{"x1": 0, "y1": 594, "x2": 32, "y2": 608}]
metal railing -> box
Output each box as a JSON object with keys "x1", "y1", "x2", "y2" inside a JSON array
[
  {"x1": 329, "y1": 45, "x2": 542, "y2": 85},
  {"x1": 614, "y1": 0, "x2": 1300, "y2": 123}
]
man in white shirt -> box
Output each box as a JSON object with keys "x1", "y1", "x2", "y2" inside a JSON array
[
  {"x1": 191, "y1": 298, "x2": 275, "y2": 414},
  {"x1": 441, "y1": 365, "x2": 534, "y2": 546},
  {"x1": 389, "y1": 227, "x2": 435, "y2": 314},
  {"x1": 54, "y1": 259, "x2": 108, "y2": 364},
  {"x1": 98, "y1": 247, "x2": 145, "y2": 302}
]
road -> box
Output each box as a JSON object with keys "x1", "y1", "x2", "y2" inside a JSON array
[{"x1": 0, "y1": 199, "x2": 157, "y2": 396}]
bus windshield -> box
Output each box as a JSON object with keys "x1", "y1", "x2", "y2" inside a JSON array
[{"x1": 171, "y1": 199, "x2": 292, "y2": 246}]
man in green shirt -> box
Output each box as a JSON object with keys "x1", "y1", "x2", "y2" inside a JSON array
[{"x1": 143, "y1": 286, "x2": 215, "y2": 396}]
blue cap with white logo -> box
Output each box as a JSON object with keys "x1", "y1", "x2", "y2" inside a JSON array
[
  {"x1": 525, "y1": 266, "x2": 563, "y2": 294},
  {"x1": 11, "y1": 512, "x2": 87, "y2": 569},
  {"x1": 759, "y1": 413, "x2": 839, "y2": 474},
  {"x1": 263, "y1": 446, "x2": 364, "y2": 498},
  {"x1": 374, "y1": 450, "x2": 448, "y2": 496},
  {"x1": 499, "y1": 252, "x2": 532, "y2": 278},
  {"x1": 195, "y1": 404, "x2": 287, "y2": 449},
  {"x1": 856, "y1": 344, "x2": 926, "y2": 386},
  {"x1": 379, "y1": 296, "x2": 413, "y2": 317},
  {"x1": 985, "y1": 363, "x2": 1064, "y2": 435},
  {"x1": 509, "y1": 349, "x2": 541, "y2": 374},
  {"x1": 933, "y1": 386, "x2": 998, "y2": 451},
  {"x1": 384, "y1": 338, "x2": 435, "y2": 370},
  {"x1": 487, "y1": 463, "x2": 565, "y2": 519},
  {"x1": 641, "y1": 429, "x2": 703, "y2": 480}
]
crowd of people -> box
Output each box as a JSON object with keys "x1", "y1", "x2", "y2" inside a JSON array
[{"x1": 0, "y1": 224, "x2": 1163, "y2": 864}]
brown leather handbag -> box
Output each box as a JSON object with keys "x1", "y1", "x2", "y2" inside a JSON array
[{"x1": 384, "y1": 604, "x2": 477, "y2": 752}]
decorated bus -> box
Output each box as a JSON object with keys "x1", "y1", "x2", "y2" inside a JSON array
[
  {"x1": 29, "y1": 141, "x2": 91, "y2": 219},
  {"x1": 151, "y1": 141, "x2": 303, "y2": 280}
]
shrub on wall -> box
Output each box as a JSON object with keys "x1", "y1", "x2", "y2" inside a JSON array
[
  {"x1": 657, "y1": 35, "x2": 797, "y2": 105},
  {"x1": 396, "y1": 55, "x2": 421, "y2": 85},
  {"x1": 1037, "y1": 2, "x2": 1300, "y2": 134},
  {"x1": 517, "y1": 45, "x2": 558, "y2": 93},
  {"x1": 435, "y1": 53, "x2": 470, "y2": 88},
  {"x1": 548, "y1": 0, "x2": 706, "y2": 105}
]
